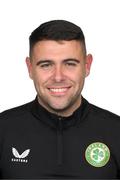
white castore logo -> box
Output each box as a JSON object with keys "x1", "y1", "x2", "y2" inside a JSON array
[{"x1": 11, "y1": 147, "x2": 30, "y2": 163}]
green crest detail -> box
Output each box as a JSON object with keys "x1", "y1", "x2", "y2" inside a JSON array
[{"x1": 85, "y1": 142, "x2": 110, "y2": 167}]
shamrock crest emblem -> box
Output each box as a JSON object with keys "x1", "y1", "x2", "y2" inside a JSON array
[{"x1": 85, "y1": 142, "x2": 110, "y2": 167}]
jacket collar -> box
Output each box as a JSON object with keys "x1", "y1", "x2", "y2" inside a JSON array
[{"x1": 31, "y1": 96, "x2": 90, "y2": 129}]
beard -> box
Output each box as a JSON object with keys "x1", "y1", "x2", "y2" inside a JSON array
[{"x1": 37, "y1": 88, "x2": 82, "y2": 116}]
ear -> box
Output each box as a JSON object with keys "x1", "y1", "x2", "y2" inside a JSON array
[
  {"x1": 26, "y1": 57, "x2": 33, "y2": 79},
  {"x1": 85, "y1": 54, "x2": 93, "y2": 77}
]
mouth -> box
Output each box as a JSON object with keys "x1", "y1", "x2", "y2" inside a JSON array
[{"x1": 47, "y1": 87, "x2": 71, "y2": 96}]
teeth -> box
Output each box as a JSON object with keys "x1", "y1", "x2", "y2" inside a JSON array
[{"x1": 50, "y1": 88, "x2": 68, "y2": 93}]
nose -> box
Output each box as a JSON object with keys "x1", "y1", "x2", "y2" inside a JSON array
[{"x1": 53, "y1": 65, "x2": 65, "y2": 82}]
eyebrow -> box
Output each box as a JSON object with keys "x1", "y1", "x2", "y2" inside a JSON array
[{"x1": 36, "y1": 58, "x2": 80, "y2": 66}]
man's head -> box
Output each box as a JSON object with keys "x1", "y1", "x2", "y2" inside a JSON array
[{"x1": 26, "y1": 20, "x2": 92, "y2": 116}]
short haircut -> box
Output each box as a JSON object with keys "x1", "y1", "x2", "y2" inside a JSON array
[{"x1": 29, "y1": 20, "x2": 86, "y2": 56}]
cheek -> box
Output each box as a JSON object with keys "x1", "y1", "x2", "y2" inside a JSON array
[
  {"x1": 71, "y1": 68, "x2": 86, "y2": 83},
  {"x1": 32, "y1": 70, "x2": 50, "y2": 87}
]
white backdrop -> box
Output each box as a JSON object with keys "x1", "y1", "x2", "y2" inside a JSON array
[{"x1": 0, "y1": 0, "x2": 120, "y2": 115}]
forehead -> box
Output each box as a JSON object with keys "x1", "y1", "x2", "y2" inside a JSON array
[{"x1": 31, "y1": 40, "x2": 84, "y2": 59}]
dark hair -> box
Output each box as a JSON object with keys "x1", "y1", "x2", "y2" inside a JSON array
[{"x1": 29, "y1": 20, "x2": 86, "y2": 56}]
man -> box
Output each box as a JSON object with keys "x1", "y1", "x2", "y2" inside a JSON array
[{"x1": 0, "y1": 20, "x2": 120, "y2": 179}]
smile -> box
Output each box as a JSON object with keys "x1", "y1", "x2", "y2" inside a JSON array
[
  {"x1": 48, "y1": 87, "x2": 71, "y2": 95},
  {"x1": 49, "y1": 88, "x2": 68, "y2": 93}
]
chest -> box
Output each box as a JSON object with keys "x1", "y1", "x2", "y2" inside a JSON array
[{"x1": 0, "y1": 125, "x2": 118, "y2": 178}]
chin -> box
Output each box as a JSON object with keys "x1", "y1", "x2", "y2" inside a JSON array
[{"x1": 49, "y1": 102, "x2": 72, "y2": 112}]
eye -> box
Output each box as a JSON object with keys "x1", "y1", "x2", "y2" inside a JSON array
[
  {"x1": 65, "y1": 61, "x2": 77, "y2": 67},
  {"x1": 40, "y1": 63, "x2": 50, "y2": 67},
  {"x1": 40, "y1": 62, "x2": 53, "y2": 69}
]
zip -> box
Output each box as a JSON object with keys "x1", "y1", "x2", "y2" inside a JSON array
[{"x1": 57, "y1": 117, "x2": 63, "y2": 166}]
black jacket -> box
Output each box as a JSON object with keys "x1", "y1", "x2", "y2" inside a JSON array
[{"x1": 0, "y1": 97, "x2": 120, "y2": 179}]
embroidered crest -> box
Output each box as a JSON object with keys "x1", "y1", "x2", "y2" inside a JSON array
[{"x1": 85, "y1": 142, "x2": 110, "y2": 167}]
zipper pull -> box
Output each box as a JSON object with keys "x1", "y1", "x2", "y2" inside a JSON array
[{"x1": 58, "y1": 117, "x2": 62, "y2": 131}]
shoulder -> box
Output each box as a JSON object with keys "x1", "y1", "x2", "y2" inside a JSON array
[
  {"x1": 0, "y1": 100, "x2": 35, "y2": 123},
  {"x1": 88, "y1": 101, "x2": 120, "y2": 123}
]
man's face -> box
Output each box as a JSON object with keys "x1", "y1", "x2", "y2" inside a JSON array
[{"x1": 26, "y1": 40, "x2": 92, "y2": 116}]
